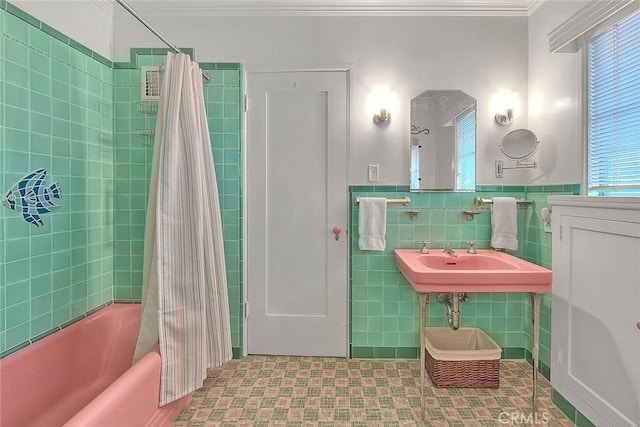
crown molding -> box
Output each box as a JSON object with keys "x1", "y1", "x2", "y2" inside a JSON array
[
  {"x1": 92, "y1": 0, "x2": 115, "y2": 15},
  {"x1": 548, "y1": 0, "x2": 638, "y2": 53},
  {"x1": 527, "y1": 0, "x2": 545, "y2": 15},
  {"x1": 124, "y1": 0, "x2": 538, "y2": 17}
]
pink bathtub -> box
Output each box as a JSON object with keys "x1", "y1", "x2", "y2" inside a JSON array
[{"x1": 0, "y1": 304, "x2": 191, "y2": 427}]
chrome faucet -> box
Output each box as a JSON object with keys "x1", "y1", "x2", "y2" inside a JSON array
[
  {"x1": 443, "y1": 242, "x2": 458, "y2": 258},
  {"x1": 418, "y1": 241, "x2": 431, "y2": 254}
]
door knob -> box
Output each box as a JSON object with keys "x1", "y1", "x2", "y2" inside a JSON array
[{"x1": 332, "y1": 225, "x2": 342, "y2": 241}]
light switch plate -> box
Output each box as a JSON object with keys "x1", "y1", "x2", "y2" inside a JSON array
[{"x1": 368, "y1": 164, "x2": 379, "y2": 182}]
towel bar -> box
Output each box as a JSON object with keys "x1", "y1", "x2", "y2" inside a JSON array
[
  {"x1": 474, "y1": 197, "x2": 533, "y2": 206},
  {"x1": 355, "y1": 197, "x2": 410, "y2": 205}
]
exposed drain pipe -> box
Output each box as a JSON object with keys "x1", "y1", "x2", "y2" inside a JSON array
[{"x1": 437, "y1": 293, "x2": 469, "y2": 330}]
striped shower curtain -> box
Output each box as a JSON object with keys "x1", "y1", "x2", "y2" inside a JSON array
[{"x1": 133, "y1": 52, "x2": 232, "y2": 406}]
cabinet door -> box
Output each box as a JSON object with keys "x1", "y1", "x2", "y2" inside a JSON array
[{"x1": 552, "y1": 215, "x2": 640, "y2": 427}]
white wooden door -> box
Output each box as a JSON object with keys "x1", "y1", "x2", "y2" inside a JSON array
[{"x1": 246, "y1": 71, "x2": 348, "y2": 356}]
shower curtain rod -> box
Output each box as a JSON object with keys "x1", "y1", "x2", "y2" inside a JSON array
[{"x1": 114, "y1": 0, "x2": 211, "y2": 82}]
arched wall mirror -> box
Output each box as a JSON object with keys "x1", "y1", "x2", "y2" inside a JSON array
[
  {"x1": 495, "y1": 129, "x2": 540, "y2": 178},
  {"x1": 410, "y1": 90, "x2": 477, "y2": 191}
]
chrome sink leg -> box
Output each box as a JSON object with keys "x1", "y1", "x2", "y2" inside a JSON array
[
  {"x1": 419, "y1": 293, "x2": 429, "y2": 422},
  {"x1": 531, "y1": 292, "x2": 542, "y2": 415}
]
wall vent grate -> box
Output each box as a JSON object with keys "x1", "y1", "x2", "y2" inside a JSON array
[{"x1": 141, "y1": 66, "x2": 162, "y2": 101}]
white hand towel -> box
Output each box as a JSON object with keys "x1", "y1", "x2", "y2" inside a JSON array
[
  {"x1": 491, "y1": 197, "x2": 518, "y2": 251},
  {"x1": 358, "y1": 197, "x2": 387, "y2": 251}
]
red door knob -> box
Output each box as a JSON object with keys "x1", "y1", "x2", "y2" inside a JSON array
[{"x1": 332, "y1": 225, "x2": 342, "y2": 240}]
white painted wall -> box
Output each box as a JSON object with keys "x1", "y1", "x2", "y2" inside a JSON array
[
  {"x1": 111, "y1": 12, "x2": 529, "y2": 185},
  {"x1": 12, "y1": 1, "x2": 593, "y2": 187},
  {"x1": 527, "y1": 1, "x2": 588, "y2": 186},
  {"x1": 11, "y1": 0, "x2": 113, "y2": 59}
]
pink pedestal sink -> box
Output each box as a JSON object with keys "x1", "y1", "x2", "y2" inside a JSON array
[
  {"x1": 394, "y1": 248, "x2": 552, "y2": 420},
  {"x1": 394, "y1": 249, "x2": 552, "y2": 293}
]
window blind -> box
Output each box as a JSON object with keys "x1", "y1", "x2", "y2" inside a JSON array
[
  {"x1": 410, "y1": 143, "x2": 420, "y2": 190},
  {"x1": 588, "y1": 9, "x2": 640, "y2": 196},
  {"x1": 456, "y1": 108, "x2": 476, "y2": 191}
]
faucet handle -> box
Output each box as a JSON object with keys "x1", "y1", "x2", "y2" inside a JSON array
[
  {"x1": 417, "y1": 241, "x2": 431, "y2": 254},
  {"x1": 466, "y1": 241, "x2": 477, "y2": 254},
  {"x1": 444, "y1": 242, "x2": 452, "y2": 251}
]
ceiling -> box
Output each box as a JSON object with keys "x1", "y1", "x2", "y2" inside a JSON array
[{"x1": 121, "y1": 0, "x2": 546, "y2": 17}]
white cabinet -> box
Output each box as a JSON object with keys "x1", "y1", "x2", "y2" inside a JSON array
[{"x1": 549, "y1": 196, "x2": 640, "y2": 427}]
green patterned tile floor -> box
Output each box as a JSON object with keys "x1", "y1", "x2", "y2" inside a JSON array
[{"x1": 174, "y1": 356, "x2": 572, "y2": 426}]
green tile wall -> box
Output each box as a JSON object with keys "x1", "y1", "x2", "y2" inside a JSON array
[
  {"x1": 111, "y1": 55, "x2": 159, "y2": 301},
  {"x1": 518, "y1": 185, "x2": 580, "y2": 367},
  {"x1": 1, "y1": 5, "x2": 114, "y2": 354},
  {"x1": 0, "y1": 2, "x2": 244, "y2": 357},
  {"x1": 349, "y1": 184, "x2": 579, "y2": 368},
  {"x1": 112, "y1": 54, "x2": 244, "y2": 351}
]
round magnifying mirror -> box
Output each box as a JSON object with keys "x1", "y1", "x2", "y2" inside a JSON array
[{"x1": 499, "y1": 129, "x2": 539, "y2": 160}]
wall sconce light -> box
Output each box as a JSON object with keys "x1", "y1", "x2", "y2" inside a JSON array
[
  {"x1": 495, "y1": 108, "x2": 514, "y2": 126},
  {"x1": 492, "y1": 91, "x2": 518, "y2": 126},
  {"x1": 373, "y1": 109, "x2": 391, "y2": 126}
]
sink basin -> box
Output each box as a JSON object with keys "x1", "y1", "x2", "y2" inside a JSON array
[
  {"x1": 394, "y1": 249, "x2": 552, "y2": 293},
  {"x1": 419, "y1": 254, "x2": 517, "y2": 271}
]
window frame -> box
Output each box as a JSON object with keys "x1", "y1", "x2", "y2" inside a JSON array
[{"x1": 582, "y1": 6, "x2": 640, "y2": 196}]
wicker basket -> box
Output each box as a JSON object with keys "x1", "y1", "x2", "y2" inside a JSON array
[{"x1": 424, "y1": 327, "x2": 501, "y2": 389}]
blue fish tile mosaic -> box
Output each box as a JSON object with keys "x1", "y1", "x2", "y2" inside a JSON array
[{"x1": 2, "y1": 169, "x2": 62, "y2": 227}]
